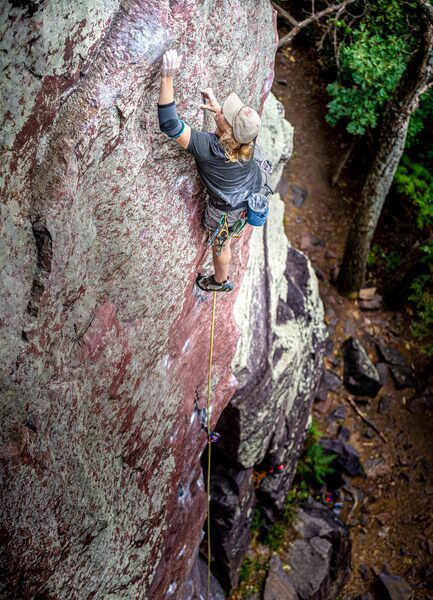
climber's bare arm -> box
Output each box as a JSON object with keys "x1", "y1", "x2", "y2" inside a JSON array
[{"x1": 158, "y1": 50, "x2": 191, "y2": 149}]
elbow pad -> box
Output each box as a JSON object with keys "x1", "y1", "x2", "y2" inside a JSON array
[{"x1": 158, "y1": 101, "x2": 185, "y2": 139}]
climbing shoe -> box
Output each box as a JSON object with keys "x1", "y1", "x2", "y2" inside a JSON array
[{"x1": 196, "y1": 273, "x2": 234, "y2": 293}]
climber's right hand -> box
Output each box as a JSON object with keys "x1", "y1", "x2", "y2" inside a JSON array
[
  {"x1": 161, "y1": 49, "x2": 182, "y2": 78},
  {"x1": 199, "y1": 88, "x2": 221, "y2": 113}
]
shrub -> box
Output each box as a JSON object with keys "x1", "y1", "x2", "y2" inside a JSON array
[
  {"x1": 409, "y1": 270, "x2": 433, "y2": 356},
  {"x1": 394, "y1": 157, "x2": 433, "y2": 229},
  {"x1": 296, "y1": 422, "x2": 335, "y2": 489}
]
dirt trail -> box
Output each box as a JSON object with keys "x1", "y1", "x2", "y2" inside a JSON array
[{"x1": 273, "y1": 45, "x2": 433, "y2": 598}]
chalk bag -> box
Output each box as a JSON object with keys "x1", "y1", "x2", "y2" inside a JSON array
[{"x1": 247, "y1": 193, "x2": 269, "y2": 227}]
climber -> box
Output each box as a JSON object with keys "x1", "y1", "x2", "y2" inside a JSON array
[{"x1": 158, "y1": 49, "x2": 264, "y2": 293}]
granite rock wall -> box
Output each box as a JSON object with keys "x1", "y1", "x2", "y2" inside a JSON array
[{"x1": 1, "y1": 2, "x2": 325, "y2": 599}]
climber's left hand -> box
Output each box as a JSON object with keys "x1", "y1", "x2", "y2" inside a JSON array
[{"x1": 161, "y1": 49, "x2": 183, "y2": 78}]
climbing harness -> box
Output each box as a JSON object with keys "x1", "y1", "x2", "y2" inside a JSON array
[
  {"x1": 207, "y1": 158, "x2": 273, "y2": 254},
  {"x1": 207, "y1": 213, "x2": 247, "y2": 256}
]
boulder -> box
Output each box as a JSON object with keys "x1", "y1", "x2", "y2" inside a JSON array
[
  {"x1": 287, "y1": 499, "x2": 352, "y2": 600},
  {"x1": 179, "y1": 554, "x2": 226, "y2": 600},
  {"x1": 288, "y1": 538, "x2": 333, "y2": 599},
  {"x1": 407, "y1": 388, "x2": 433, "y2": 414},
  {"x1": 378, "y1": 396, "x2": 392, "y2": 413},
  {"x1": 337, "y1": 426, "x2": 351, "y2": 442},
  {"x1": 329, "y1": 405, "x2": 346, "y2": 421},
  {"x1": 364, "y1": 458, "x2": 391, "y2": 479},
  {"x1": 217, "y1": 172, "x2": 327, "y2": 489},
  {"x1": 359, "y1": 287, "x2": 377, "y2": 300},
  {"x1": 359, "y1": 295, "x2": 383, "y2": 310},
  {"x1": 291, "y1": 185, "x2": 308, "y2": 208},
  {"x1": 376, "y1": 344, "x2": 410, "y2": 367},
  {"x1": 315, "y1": 369, "x2": 343, "y2": 404},
  {"x1": 319, "y1": 438, "x2": 363, "y2": 478},
  {"x1": 375, "y1": 344, "x2": 417, "y2": 390},
  {"x1": 389, "y1": 365, "x2": 417, "y2": 390},
  {"x1": 264, "y1": 554, "x2": 299, "y2": 600},
  {"x1": 377, "y1": 572, "x2": 414, "y2": 600},
  {"x1": 343, "y1": 337, "x2": 381, "y2": 397}
]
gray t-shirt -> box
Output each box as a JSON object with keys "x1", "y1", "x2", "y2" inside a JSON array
[{"x1": 186, "y1": 129, "x2": 262, "y2": 210}]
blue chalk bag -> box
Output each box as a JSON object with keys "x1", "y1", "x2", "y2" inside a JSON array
[{"x1": 247, "y1": 193, "x2": 269, "y2": 227}]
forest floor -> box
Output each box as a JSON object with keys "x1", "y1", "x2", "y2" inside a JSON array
[
  {"x1": 231, "y1": 45, "x2": 433, "y2": 600},
  {"x1": 273, "y1": 43, "x2": 433, "y2": 599}
]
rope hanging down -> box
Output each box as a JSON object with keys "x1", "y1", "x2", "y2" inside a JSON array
[{"x1": 206, "y1": 291, "x2": 217, "y2": 600}]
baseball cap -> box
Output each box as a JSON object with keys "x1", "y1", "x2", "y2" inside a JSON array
[{"x1": 222, "y1": 92, "x2": 261, "y2": 144}]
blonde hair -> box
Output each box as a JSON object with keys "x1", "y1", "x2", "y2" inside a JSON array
[{"x1": 219, "y1": 127, "x2": 254, "y2": 163}]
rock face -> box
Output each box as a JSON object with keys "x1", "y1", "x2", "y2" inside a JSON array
[{"x1": 1, "y1": 2, "x2": 326, "y2": 599}]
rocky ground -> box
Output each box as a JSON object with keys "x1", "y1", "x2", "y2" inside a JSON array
[{"x1": 229, "y1": 44, "x2": 433, "y2": 600}]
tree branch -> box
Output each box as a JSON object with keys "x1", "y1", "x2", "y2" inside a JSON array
[
  {"x1": 276, "y1": 0, "x2": 357, "y2": 48},
  {"x1": 270, "y1": 1, "x2": 298, "y2": 28}
]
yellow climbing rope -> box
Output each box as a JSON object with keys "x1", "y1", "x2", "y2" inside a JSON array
[{"x1": 206, "y1": 291, "x2": 217, "y2": 600}]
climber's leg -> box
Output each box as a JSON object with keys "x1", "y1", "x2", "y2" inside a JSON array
[
  {"x1": 196, "y1": 202, "x2": 246, "y2": 292},
  {"x1": 213, "y1": 238, "x2": 231, "y2": 283}
]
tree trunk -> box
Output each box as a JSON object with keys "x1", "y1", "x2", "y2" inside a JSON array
[{"x1": 337, "y1": 0, "x2": 433, "y2": 295}]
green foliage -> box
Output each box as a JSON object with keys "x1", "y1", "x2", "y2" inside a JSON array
[
  {"x1": 326, "y1": 25, "x2": 409, "y2": 134},
  {"x1": 325, "y1": 0, "x2": 417, "y2": 135},
  {"x1": 394, "y1": 157, "x2": 433, "y2": 229},
  {"x1": 264, "y1": 521, "x2": 285, "y2": 551},
  {"x1": 409, "y1": 270, "x2": 433, "y2": 356},
  {"x1": 238, "y1": 556, "x2": 269, "y2": 597},
  {"x1": 314, "y1": 0, "x2": 433, "y2": 353},
  {"x1": 296, "y1": 422, "x2": 335, "y2": 489},
  {"x1": 367, "y1": 244, "x2": 402, "y2": 272},
  {"x1": 251, "y1": 508, "x2": 266, "y2": 533},
  {"x1": 393, "y1": 156, "x2": 433, "y2": 352},
  {"x1": 282, "y1": 480, "x2": 309, "y2": 524},
  {"x1": 364, "y1": 0, "x2": 418, "y2": 36},
  {"x1": 239, "y1": 556, "x2": 254, "y2": 583},
  {"x1": 406, "y1": 89, "x2": 433, "y2": 168}
]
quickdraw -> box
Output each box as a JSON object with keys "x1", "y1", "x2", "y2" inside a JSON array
[
  {"x1": 207, "y1": 213, "x2": 247, "y2": 256},
  {"x1": 204, "y1": 427, "x2": 221, "y2": 444}
]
